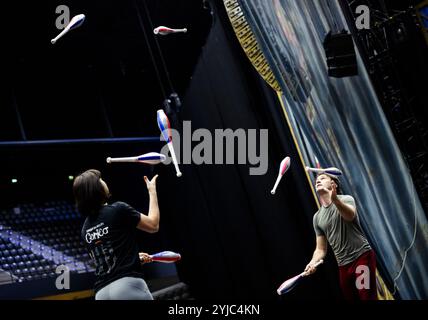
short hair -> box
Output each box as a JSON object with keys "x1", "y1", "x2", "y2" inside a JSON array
[
  {"x1": 73, "y1": 169, "x2": 110, "y2": 217},
  {"x1": 316, "y1": 173, "x2": 342, "y2": 195}
]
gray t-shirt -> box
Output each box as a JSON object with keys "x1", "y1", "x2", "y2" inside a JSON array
[{"x1": 313, "y1": 195, "x2": 371, "y2": 266}]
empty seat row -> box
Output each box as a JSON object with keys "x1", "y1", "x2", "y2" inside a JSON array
[{"x1": 0, "y1": 201, "x2": 97, "y2": 286}]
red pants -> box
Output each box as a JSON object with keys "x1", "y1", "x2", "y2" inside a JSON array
[{"x1": 338, "y1": 250, "x2": 377, "y2": 300}]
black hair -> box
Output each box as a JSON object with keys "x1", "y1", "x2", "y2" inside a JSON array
[{"x1": 73, "y1": 169, "x2": 110, "y2": 217}]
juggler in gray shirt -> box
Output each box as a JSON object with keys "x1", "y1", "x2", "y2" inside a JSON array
[{"x1": 313, "y1": 195, "x2": 371, "y2": 266}]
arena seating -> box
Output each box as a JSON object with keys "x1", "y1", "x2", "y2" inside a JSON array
[{"x1": 0, "y1": 200, "x2": 191, "y2": 300}]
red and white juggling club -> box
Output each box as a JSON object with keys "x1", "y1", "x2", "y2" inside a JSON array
[
  {"x1": 305, "y1": 167, "x2": 343, "y2": 176},
  {"x1": 271, "y1": 157, "x2": 291, "y2": 195},
  {"x1": 277, "y1": 260, "x2": 324, "y2": 295},
  {"x1": 315, "y1": 156, "x2": 321, "y2": 169},
  {"x1": 150, "y1": 251, "x2": 181, "y2": 263},
  {"x1": 106, "y1": 152, "x2": 166, "y2": 165}
]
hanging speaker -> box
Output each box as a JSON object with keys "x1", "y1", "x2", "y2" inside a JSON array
[{"x1": 323, "y1": 30, "x2": 358, "y2": 78}]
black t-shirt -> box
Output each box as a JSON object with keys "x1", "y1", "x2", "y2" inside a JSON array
[{"x1": 81, "y1": 201, "x2": 142, "y2": 292}]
